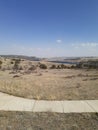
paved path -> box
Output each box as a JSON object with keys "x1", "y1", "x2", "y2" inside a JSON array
[{"x1": 0, "y1": 92, "x2": 98, "y2": 113}]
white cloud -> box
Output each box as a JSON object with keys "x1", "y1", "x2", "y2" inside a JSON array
[
  {"x1": 72, "y1": 42, "x2": 98, "y2": 48},
  {"x1": 74, "y1": 46, "x2": 79, "y2": 49},
  {"x1": 56, "y1": 39, "x2": 62, "y2": 43},
  {"x1": 0, "y1": 41, "x2": 98, "y2": 57},
  {"x1": 81, "y1": 42, "x2": 98, "y2": 47},
  {"x1": 37, "y1": 48, "x2": 42, "y2": 51},
  {"x1": 90, "y1": 43, "x2": 98, "y2": 47},
  {"x1": 81, "y1": 43, "x2": 86, "y2": 47}
]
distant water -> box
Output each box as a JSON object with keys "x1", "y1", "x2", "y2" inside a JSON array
[{"x1": 49, "y1": 61, "x2": 78, "y2": 64}]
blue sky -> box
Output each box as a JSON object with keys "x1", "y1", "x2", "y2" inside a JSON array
[{"x1": 0, "y1": 0, "x2": 98, "y2": 57}]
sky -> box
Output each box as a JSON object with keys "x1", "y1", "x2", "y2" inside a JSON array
[{"x1": 0, "y1": 0, "x2": 98, "y2": 57}]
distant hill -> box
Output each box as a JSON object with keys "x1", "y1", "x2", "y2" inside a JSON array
[
  {"x1": 46, "y1": 56, "x2": 98, "y2": 61},
  {"x1": 0, "y1": 55, "x2": 41, "y2": 61},
  {"x1": 0, "y1": 55, "x2": 98, "y2": 63}
]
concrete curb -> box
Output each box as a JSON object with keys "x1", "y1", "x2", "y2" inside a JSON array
[{"x1": 0, "y1": 92, "x2": 98, "y2": 113}]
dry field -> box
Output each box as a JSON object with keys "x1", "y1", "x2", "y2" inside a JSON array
[
  {"x1": 0, "y1": 58, "x2": 98, "y2": 100},
  {"x1": 0, "y1": 111, "x2": 98, "y2": 130}
]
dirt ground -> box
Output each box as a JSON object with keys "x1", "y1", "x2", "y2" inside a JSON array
[
  {"x1": 0, "y1": 68, "x2": 98, "y2": 100},
  {"x1": 0, "y1": 111, "x2": 98, "y2": 130}
]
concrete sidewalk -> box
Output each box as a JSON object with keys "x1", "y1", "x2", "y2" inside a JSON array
[{"x1": 0, "y1": 92, "x2": 98, "y2": 113}]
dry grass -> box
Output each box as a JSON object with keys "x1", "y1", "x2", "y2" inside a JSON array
[
  {"x1": 0, "y1": 111, "x2": 98, "y2": 130},
  {"x1": 0, "y1": 66, "x2": 98, "y2": 100},
  {"x1": 0, "y1": 57, "x2": 98, "y2": 100}
]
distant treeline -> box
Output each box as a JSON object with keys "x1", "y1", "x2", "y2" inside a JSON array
[{"x1": 76, "y1": 60, "x2": 98, "y2": 69}]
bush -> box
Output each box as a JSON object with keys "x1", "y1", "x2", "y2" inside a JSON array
[
  {"x1": 12, "y1": 58, "x2": 21, "y2": 63},
  {"x1": 50, "y1": 64, "x2": 56, "y2": 69},
  {"x1": 13, "y1": 59, "x2": 21, "y2": 71},
  {"x1": 28, "y1": 65, "x2": 36, "y2": 70},
  {"x1": 70, "y1": 65, "x2": 75, "y2": 69},
  {"x1": 13, "y1": 64, "x2": 19, "y2": 71},
  {"x1": 10, "y1": 61, "x2": 14, "y2": 64},
  {"x1": 15, "y1": 59, "x2": 21, "y2": 64},
  {"x1": 61, "y1": 64, "x2": 66, "y2": 69},
  {"x1": 0, "y1": 61, "x2": 2, "y2": 65},
  {"x1": 19, "y1": 66, "x2": 23, "y2": 70},
  {"x1": 0, "y1": 61, "x2": 2, "y2": 69},
  {"x1": 13, "y1": 75, "x2": 20, "y2": 78},
  {"x1": 57, "y1": 65, "x2": 61, "y2": 69},
  {"x1": 76, "y1": 62, "x2": 82, "y2": 68},
  {"x1": 39, "y1": 64, "x2": 47, "y2": 69},
  {"x1": 12, "y1": 58, "x2": 17, "y2": 61}
]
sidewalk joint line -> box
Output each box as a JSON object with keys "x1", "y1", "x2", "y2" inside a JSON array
[
  {"x1": 32, "y1": 100, "x2": 36, "y2": 111},
  {"x1": 85, "y1": 101, "x2": 96, "y2": 112}
]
